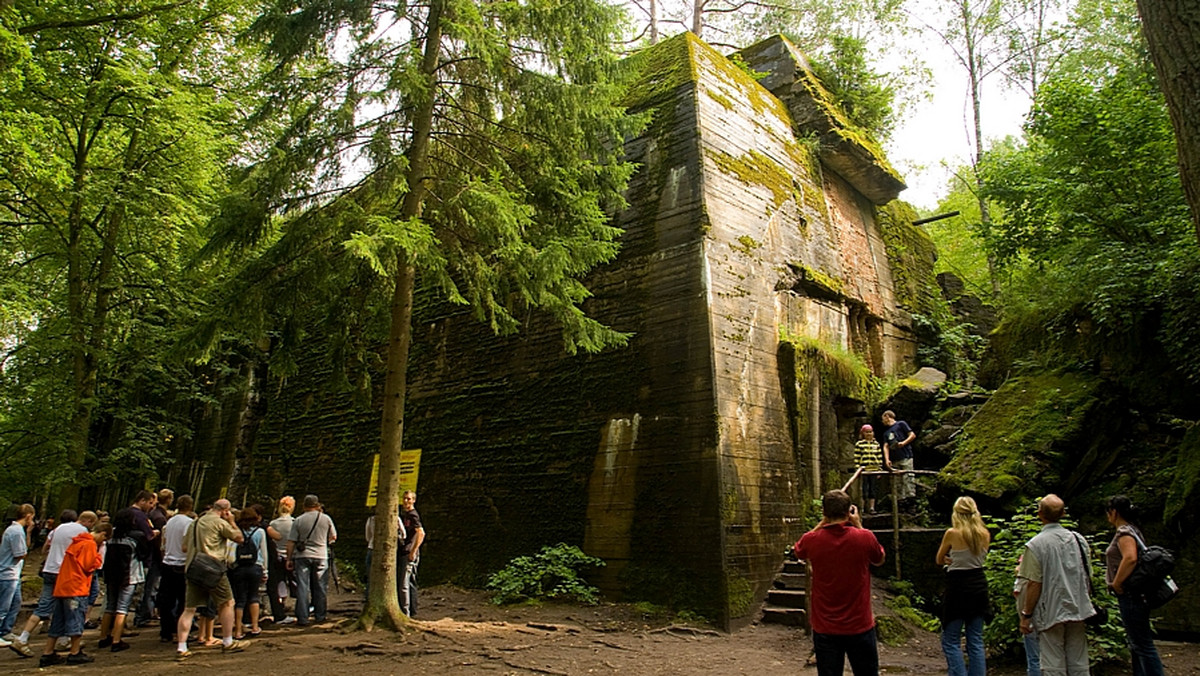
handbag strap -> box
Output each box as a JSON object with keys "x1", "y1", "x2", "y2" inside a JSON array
[
  {"x1": 1124, "y1": 527, "x2": 1148, "y2": 553},
  {"x1": 1071, "y1": 531, "x2": 1095, "y2": 596},
  {"x1": 301, "y1": 513, "x2": 321, "y2": 542},
  {"x1": 190, "y1": 515, "x2": 202, "y2": 562}
]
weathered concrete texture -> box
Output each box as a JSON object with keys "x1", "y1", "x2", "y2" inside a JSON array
[{"x1": 245, "y1": 32, "x2": 934, "y2": 629}]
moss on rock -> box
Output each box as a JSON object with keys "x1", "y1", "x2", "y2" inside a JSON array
[{"x1": 941, "y1": 371, "x2": 1102, "y2": 504}]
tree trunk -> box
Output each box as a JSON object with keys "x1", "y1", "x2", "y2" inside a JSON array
[
  {"x1": 359, "y1": 0, "x2": 443, "y2": 632},
  {"x1": 692, "y1": 0, "x2": 704, "y2": 37},
  {"x1": 60, "y1": 98, "x2": 95, "y2": 511},
  {"x1": 963, "y1": 3, "x2": 1002, "y2": 297},
  {"x1": 649, "y1": 0, "x2": 658, "y2": 44},
  {"x1": 1136, "y1": 0, "x2": 1200, "y2": 244}
]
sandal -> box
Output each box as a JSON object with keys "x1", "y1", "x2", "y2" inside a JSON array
[
  {"x1": 202, "y1": 638, "x2": 222, "y2": 647},
  {"x1": 247, "y1": 629, "x2": 262, "y2": 637}
]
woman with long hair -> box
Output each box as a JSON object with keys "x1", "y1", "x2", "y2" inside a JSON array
[
  {"x1": 1105, "y1": 495, "x2": 1165, "y2": 676},
  {"x1": 936, "y1": 496, "x2": 991, "y2": 676}
]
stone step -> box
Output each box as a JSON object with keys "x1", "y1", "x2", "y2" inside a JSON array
[
  {"x1": 766, "y1": 588, "x2": 806, "y2": 608},
  {"x1": 761, "y1": 605, "x2": 808, "y2": 627},
  {"x1": 772, "y1": 572, "x2": 806, "y2": 590},
  {"x1": 782, "y1": 560, "x2": 806, "y2": 575}
]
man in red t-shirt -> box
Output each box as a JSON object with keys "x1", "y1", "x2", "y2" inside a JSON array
[{"x1": 794, "y1": 490, "x2": 886, "y2": 676}]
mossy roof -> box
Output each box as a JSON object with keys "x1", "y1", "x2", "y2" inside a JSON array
[
  {"x1": 620, "y1": 32, "x2": 699, "y2": 111},
  {"x1": 621, "y1": 32, "x2": 793, "y2": 126},
  {"x1": 737, "y1": 35, "x2": 906, "y2": 205}
]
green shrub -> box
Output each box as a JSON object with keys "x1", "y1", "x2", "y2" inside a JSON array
[{"x1": 486, "y1": 543, "x2": 605, "y2": 605}]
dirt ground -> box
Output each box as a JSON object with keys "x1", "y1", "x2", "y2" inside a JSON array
[{"x1": 6, "y1": 581, "x2": 1199, "y2": 675}]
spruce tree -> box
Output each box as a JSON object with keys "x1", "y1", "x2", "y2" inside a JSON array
[{"x1": 202, "y1": 0, "x2": 639, "y2": 629}]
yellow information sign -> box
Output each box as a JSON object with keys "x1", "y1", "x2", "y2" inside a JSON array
[{"x1": 366, "y1": 449, "x2": 422, "y2": 507}]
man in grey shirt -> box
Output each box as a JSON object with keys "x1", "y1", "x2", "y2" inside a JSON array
[
  {"x1": 1017, "y1": 494, "x2": 1096, "y2": 676},
  {"x1": 286, "y1": 495, "x2": 337, "y2": 625}
]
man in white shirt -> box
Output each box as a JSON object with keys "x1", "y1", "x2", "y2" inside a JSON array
[
  {"x1": 8, "y1": 510, "x2": 95, "y2": 658},
  {"x1": 156, "y1": 495, "x2": 195, "y2": 643}
]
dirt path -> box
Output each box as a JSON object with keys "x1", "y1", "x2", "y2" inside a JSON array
[{"x1": 6, "y1": 585, "x2": 1198, "y2": 674}]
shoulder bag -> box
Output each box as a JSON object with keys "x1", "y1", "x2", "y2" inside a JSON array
[
  {"x1": 1072, "y1": 532, "x2": 1108, "y2": 628},
  {"x1": 185, "y1": 516, "x2": 227, "y2": 589}
]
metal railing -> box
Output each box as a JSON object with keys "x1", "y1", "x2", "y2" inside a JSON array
[{"x1": 842, "y1": 467, "x2": 940, "y2": 578}]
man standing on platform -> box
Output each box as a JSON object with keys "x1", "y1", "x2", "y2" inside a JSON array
[
  {"x1": 882, "y1": 410, "x2": 917, "y2": 504},
  {"x1": 794, "y1": 490, "x2": 886, "y2": 676}
]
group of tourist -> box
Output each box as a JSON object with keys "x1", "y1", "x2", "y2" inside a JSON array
[
  {"x1": 798, "y1": 489, "x2": 1168, "y2": 676},
  {"x1": 0, "y1": 487, "x2": 422, "y2": 666}
]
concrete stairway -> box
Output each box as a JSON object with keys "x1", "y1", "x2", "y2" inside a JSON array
[{"x1": 760, "y1": 556, "x2": 809, "y2": 629}]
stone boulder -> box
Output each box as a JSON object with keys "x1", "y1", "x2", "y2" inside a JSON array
[{"x1": 880, "y1": 367, "x2": 946, "y2": 431}]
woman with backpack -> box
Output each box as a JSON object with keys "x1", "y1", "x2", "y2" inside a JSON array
[
  {"x1": 228, "y1": 504, "x2": 268, "y2": 639},
  {"x1": 1105, "y1": 495, "x2": 1165, "y2": 676}
]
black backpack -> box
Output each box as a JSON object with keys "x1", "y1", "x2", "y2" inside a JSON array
[
  {"x1": 236, "y1": 526, "x2": 259, "y2": 567},
  {"x1": 1125, "y1": 532, "x2": 1179, "y2": 608}
]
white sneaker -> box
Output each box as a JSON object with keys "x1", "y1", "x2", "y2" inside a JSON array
[{"x1": 277, "y1": 617, "x2": 297, "y2": 625}]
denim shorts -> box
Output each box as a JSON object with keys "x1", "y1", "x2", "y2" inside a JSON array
[
  {"x1": 34, "y1": 572, "x2": 58, "y2": 619},
  {"x1": 48, "y1": 596, "x2": 86, "y2": 638},
  {"x1": 104, "y1": 581, "x2": 140, "y2": 615}
]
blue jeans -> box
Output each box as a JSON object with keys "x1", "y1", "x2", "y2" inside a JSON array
[
  {"x1": 293, "y1": 557, "x2": 328, "y2": 624},
  {"x1": 1024, "y1": 630, "x2": 1042, "y2": 676},
  {"x1": 942, "y1": 616, "x2": 986, "y2": 676},
  {"x1": 400, "y1": 558, "x2": 418, "y2": 617},
  {"x1": 813, "y1": 627, "x2": 878, "y2": 676},
  {"x1": 0, "y1": 578, "x2": 21, "y2": 635},
  {"x1": 1119, "y1": 593, "x2": 1165, "y2": 676}
]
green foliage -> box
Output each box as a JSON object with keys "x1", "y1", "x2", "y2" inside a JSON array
[
  {"x1": 195, "y1": 0, "x2": 643, "y2": 372},
  {"x1": 982, "y1": 506, "x2": 1125, "y2": 663},
  {"x1": 926, "y1": 165, "x2": 1006, "y2": 297},
  {"x1": 486, "y1": 544, "x2": 605, "y2": 606},
  {"x1": 978, "y1": 0, "x2": 1200, "y2": 390},
  {"x1": 1165, "y1": 425, "x2": 1200, "y2": 522},
  {"x1": 808, "y1": 35, "x2": 896, "y2": 141},
  {"x1": 884, "y1": 579, "x2": 940, "y2": 633},
  {"x1": 0, "y1": 0, "x2": 254, "y2": 503}
]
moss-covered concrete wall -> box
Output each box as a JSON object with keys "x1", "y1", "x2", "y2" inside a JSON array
[{"x1": 242, "y1": 32, "x2": 933, "y2": 629}]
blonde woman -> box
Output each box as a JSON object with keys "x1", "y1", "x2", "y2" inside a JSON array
[
  {"x1": 267, "y1": 496, "x2": 295, "y2": 623},
  {"x1": 936, "y1": 497, "x2": 991, "y2": 676}
]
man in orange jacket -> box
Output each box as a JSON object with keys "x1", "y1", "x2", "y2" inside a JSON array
[{"x1": 40, "y1": 523, "x2": 110, "y2": 667}]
